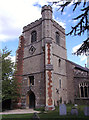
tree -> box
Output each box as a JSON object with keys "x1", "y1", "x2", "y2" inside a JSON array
[
  {"x1": 2, "y1": 47, "x2": 20, "y2": 109},
  {"x1": 50, "y1": 0, "x2": 89, "y2": 55}
]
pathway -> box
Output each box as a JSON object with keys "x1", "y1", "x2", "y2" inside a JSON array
[{"x1": 0, "y1": 109, "x2": 40, "y2": 115}]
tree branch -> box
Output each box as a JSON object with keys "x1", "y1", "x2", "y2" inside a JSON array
[{"x1": 73, "y1": 37, "x2": 89, "y2": 55}]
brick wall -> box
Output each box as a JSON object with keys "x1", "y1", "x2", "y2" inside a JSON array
[{"x1": 15, "y1": 35, "x2": 24, "y2": 108}]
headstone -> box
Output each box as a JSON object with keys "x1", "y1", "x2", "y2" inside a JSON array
[
  {"x1": 59, "y1": 104, "x2": 67, "y2": 115},
  {"x1": 33, "y1": 112, "x2": 40, "y2": 120},
  {"x1": 84, "y1": 106, "x2": 89, "y2": 116},
  {"x1": 74, "y1": 104, "x2": 78, "y2": 107},
  {"x1": 71, "y1": 108, "x2": 78, "y2": 116}
]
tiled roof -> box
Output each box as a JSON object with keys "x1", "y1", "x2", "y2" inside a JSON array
[{"x1": 67, "y1": 60, "x2": 89, "y2": 72}]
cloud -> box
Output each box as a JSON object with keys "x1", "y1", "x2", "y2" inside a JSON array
[
  {"x1": 0, "y1": 0, "x2": 69, "y2": 42},
  {"x1": 72, "y1": 20, "x2": 78, "y2": 24},
  {"x1": 0, "y1": 0, "x2": 49, "y2": 42},
  {"x1": 72, "y1": 44, "x2": 87, "y2": 64},
  {"x1": 10, "y1": 56, "x2": 16, "y2": 63},
  {"x1": 63, "y1": 12, "x2": 66, "y2": 15},
  {"x1": 5, "y1": 55, "x2": 16, "y2": 63},
  {"x1": 72, "y1": 44, "x2": 82, "y2": 53},
  {"x1": 0, "y1": 14, "x2": 21, "y2": 42},
  {"x1": 68, "y1": 14, "x2": 71, "y2": 17},
  {"x1": 79, "y1": 55, "x2": 87, "y2": 62},
  {"x1": 58, "y1": 21, "x2": 66, "y2": 29},
  {"x1": 54, "y1": 17, "x2": 66, "y2": 28}
]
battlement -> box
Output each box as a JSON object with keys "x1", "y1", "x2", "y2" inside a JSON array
[
  {"x1": 41, "y1": 5, "x2": 52, "y2": 20},
  {"x1": 41, "y1": 5, "x2": 52, "y2": 14},
  {"x1": 52, "y1": 19, "x2": 65, "y2": 33},
  {"x1": 23, "y1": 18, "x2": 42, "y2": 32},
  {"x1": 23, "y1": 5, "x2": 65, "y2": 33}
]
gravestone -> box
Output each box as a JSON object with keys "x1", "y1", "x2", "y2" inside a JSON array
[
  {"x1": 74, "y1": 104, "x2": 78, "y2": 107},
  {"x1": 59, "y1": 104, "x2": 67, "y2": 115},
  {"x1": 84, "y1": 106, "x2": 89, "y2": 116},
  {"x1": 71, "y1": 108, "x2": 78, "y2": 115},
  {"x1": 33, "y1": 112, "x2": 40, "y2": 120}
]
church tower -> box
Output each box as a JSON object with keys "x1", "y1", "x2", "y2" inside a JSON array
[{"x1": 18, "y1": 5, "x2": 67, "y2": 110}]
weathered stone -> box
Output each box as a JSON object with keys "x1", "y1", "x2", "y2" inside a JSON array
[
  {"x1": 71, "y1": 108, "x2": 78, "y2": 116},
  {"x1": 16, "y1": 4, "x2": 89, "y2": 110},
  {"x1": 33, "y1": 112, "x2": 40, "y2": 120},
  {"x1": 84, "y1": 106, "x2": 89, "y2": 116},
  {"x1": 59, "y1": 104, "x2": 67, "y2": 115},
  {"x1": 45, "y1": 64, "x2": 53, "y2": 70}
]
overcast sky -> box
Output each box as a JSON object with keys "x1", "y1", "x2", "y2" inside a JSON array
[{"x1": 0, "y1": 0, "x2": 88, "y2": 67}]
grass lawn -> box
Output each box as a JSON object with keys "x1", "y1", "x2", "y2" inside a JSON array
[{"x1": 2, "y1": 104, "x2": 89, "y2": 120}]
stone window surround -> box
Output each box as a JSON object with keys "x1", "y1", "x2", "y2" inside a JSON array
[
  {"x1": 58, "y1": 59, "x2": 61, "y2": 67},
  {"x1": 79, "y1": 82, "x2": 89, "y2": 98},
  {"x1": 59, "y1": 79, "x2": 61, "y2": 89},
  {"x1": 56, "y1": 31, "x2": 60, "y2": 45},
  {"x1": 28, "y1": 76, "x2": 34, "y2": 86},
  {"x1": 31, "y1": 30, "x2": 37, "y2": 43}
]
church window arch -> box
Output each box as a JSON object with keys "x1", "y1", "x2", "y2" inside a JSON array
[
  {"x1": 56, "y1": 32, "x2": 60, "y2": 45},
  {"x1": 79, "y1": 82, "x2": 89, "y2": 98},
  {"x1": 31, "y1": 31, "x2": 37, "y2": 43}
]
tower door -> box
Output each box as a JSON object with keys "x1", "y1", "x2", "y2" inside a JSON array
[{"x1": 29, "y1": 91, "x2": 35, "y2": 108}]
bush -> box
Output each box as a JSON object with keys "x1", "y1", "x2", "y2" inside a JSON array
[{"x1": 34, "y1": 107, "x2": 45, "y2": 112}]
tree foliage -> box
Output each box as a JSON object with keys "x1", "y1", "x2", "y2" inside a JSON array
[
  {"x1": 2, "y1": 47, "x2": 20, "y2": 102},
  {"x1": 50, "y1": 0, "x2": 89, "y2": 55}
]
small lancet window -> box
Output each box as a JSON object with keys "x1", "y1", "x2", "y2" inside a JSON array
[
  {"x1": 28, "y1": 76, "x2": 34, "y2": 86},
  {"x1": 31, "y1": 31, "x2": 37, "y2": 43},
  {"x1": 59, "y1": 79, "x2": 61, "y2": 89},
  {"x1": 58, "y1": 59, "x2": 61, "y2": 67},
  {"x1": 56, "y1": 32, "x2": 60, "y2": 45}
]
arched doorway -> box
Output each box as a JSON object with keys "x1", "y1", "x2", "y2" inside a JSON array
[{"x1": 27, "y1": 91, "x2": 35, "y2": 108}]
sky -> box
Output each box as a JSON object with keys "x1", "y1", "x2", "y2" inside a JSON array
[{"x1": 0, "y1": 0, "x2": 88, "y2": 67}]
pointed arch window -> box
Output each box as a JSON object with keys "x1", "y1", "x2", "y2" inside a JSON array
[
  {"x1": 31, "y1": 31, "x2": 37, "y2": 43},
  {"x1": 56, "y1": 32, "x2": 60, "y2": 45},
  {"x1": 79, "y1": 82, "x2": 89, "y2": 98}
]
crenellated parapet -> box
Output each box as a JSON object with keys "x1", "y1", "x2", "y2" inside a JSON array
[
  {"x1": 23, "y1": 18, "x2": 42, "y2": 33},
  {"x1": 52, "y1": 19, "x2": 65, "y2": 34}
]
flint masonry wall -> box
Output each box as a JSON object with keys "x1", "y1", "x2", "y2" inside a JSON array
[
  {"x1": 19, "y1": 5, "x2": 68, "y2": 108},
  {"x1": 21, "y1": 19, "x2": 45, "y2": 108},
  {"x1": 16, "y1": 5, "x2": 89, "y2": 109},
  {"x1": 66, "y1": 60, "x2": 89, "y2": 104},
  {"x1": 74, "y1": 67, "x2": 89, "y2": 104},
  {"x1": 52, "y1": 21, "x2": 68, "y2": 104},
  {"x1": 66, "y1": 60, "x2": 75, "y2": 103}
]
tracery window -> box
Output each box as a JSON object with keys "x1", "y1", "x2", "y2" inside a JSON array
[
  {"x1": 56, "y1": 32, "x2": 60, "y2": 45},
  {"x1": 79, "y1": 82, "x2": 89, "y2": 98},
  {"x1": 31, "y1": 31, "x2": 37, "y2": 43}
]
